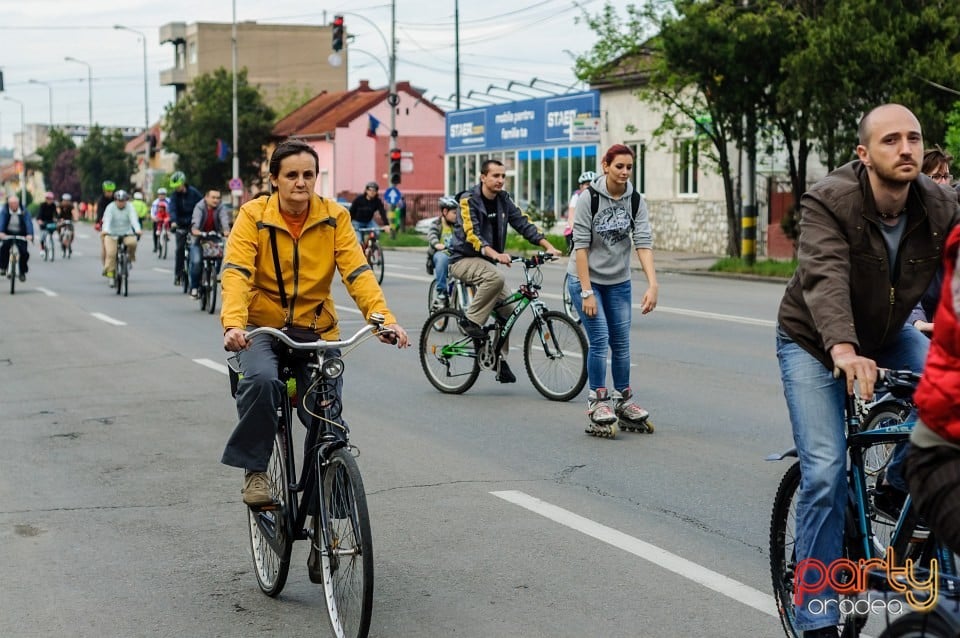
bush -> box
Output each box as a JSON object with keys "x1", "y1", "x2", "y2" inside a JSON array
[{"x1": 709, "y1": 257, "x2": 797, "y2": 278}]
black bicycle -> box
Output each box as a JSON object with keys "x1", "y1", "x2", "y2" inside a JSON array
[
  {"x1": 3, "y1": 237, "x2": 23, "y2": 294},
  {"x1": 228, "y1": 316, "x2": 390, "y2": 638},
  {"x1": 112, "y1": 235, "x2": 136, "y2": 297},
  {"x1": 769, "y1": 370, "x2": 957, "y2": 637},
  {"x1": 419, "y1": 252, "x2": 587, "y2": 401},
  {"x1": 175, "y1": 228, "x2": 190, "y2": 292},
  {"x1": 196, "y1": 232, "x2": 224, "y2": 314},
  {"x1": 40, "y1": 222, "x2": 57, "y2": 262}
]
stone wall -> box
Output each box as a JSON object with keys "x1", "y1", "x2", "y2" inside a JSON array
[{"x1": 647, "y1": 199, "x2": 727, "y2": 254}]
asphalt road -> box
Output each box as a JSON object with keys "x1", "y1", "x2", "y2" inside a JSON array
[{"x1": 0, "y1": 228, "x2": 832, "y2": 637}]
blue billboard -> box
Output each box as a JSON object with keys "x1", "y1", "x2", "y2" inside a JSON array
[{"x1": 446, "y1": 91, "x2": 599, "y2": 153}]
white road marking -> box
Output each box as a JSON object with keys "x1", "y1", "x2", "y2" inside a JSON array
[
  {"x1": 34, "y1": 287, "x2": 58, "y2": 297},
  {"x1": 91, "y1": 312, "x2": 126, "y2": 326},
  {"x1": 491, "y1": 490, "x2": 778, "y2": 618},
  {"x1": 152, "y1": 268, "x2": 172, "y2": 274},
  {"x1": 335, "y1": 305, "x2": 362, "y2": 315},
  {"x1": 194, "y1": 358, "x2": 228, "y2": 375}
]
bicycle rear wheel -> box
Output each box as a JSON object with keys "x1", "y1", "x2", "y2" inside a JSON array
[
  {"x1": 160, "y1": 232, "x2": 168, "y2": 259},
  {"x1": 9, "y1": 256, "x2": 16, "y2": 295},
  {"x1": 319, "y1": 447, "x2": 373, "y2": 638},
  {"x1": 523, "y1": 311, "x2": 587, "y2": 401},
  {"x1": 419, "y1": 309, "x2": 480, "y2": 394},
  {"x1": 877, "y1": 607, "x2": 960, "y2": 637},
  {"x1": 248, "y1": 428, "x2": 292, "y2": 597},
  {"x1": 199, "y1": 263, "x2": 210, "y2": 311}
]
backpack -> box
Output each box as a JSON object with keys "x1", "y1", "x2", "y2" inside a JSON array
[{"x1": 587, "y1": 186, "x2": 641, "y2": 232}]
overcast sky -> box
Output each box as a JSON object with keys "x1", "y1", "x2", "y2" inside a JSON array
[{"x1": 0, "y1": 0, "x2": 635, "y2": 150}]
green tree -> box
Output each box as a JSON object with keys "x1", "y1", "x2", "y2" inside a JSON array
[
  {"x1": 37, "y1": 128, "x2": 76, "y2": 187},
  {"x1": 944, "y1": 101, "x2": 960, "y2": 161},
  {"x1": 163, "y1": 68, "x2": 276, "y2": 192},
  {"x1": 49, "y1": 148, "x2": 82, "y2": 199},
  {"x1": 75, "y1": 125, "x2": 136, "y2": 202}
]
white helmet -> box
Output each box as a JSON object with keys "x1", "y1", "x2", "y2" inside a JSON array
[
  {"x1": 133, "y1": 192, "x2": 144, "y2": 200},
  {"x1": 578, "y1": 171, "x2": 597, "y2": 184}
]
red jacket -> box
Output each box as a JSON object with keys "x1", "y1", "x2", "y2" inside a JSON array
[{"x1": 916, "y1": 224, "x2": 960, "y2": 442}]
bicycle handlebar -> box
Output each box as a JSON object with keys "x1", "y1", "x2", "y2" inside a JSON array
[
  {"x1": 508, "y1": 252, "x2": 557, "y2": 268},
  {"x1": 877, "y1": 368, "x2": 922, "y2": 398},
  {"x1": 244, "y1": 313, "x2": 388, "y2": 351}
]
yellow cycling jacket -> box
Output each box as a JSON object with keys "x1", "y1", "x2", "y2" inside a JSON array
[{"x1": 220, "y1": 193, "x2": 397, "y2": 339}]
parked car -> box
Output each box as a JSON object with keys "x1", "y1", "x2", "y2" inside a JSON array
[{"x1": 415, "y1": 215, "x2": 438, "y2": 235}]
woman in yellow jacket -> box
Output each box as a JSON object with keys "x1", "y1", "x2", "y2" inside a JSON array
[{"x1": 221, "y1": 139, "x2": 409, "y2": 507}]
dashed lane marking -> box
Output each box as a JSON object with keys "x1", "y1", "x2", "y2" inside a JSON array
[
  {"x1": 35, "y1": 287, "x2": 58, "y2": 297},
  {"x1": 91, "y1": 312, "x2": 126, "y2": 326},
  {"x1": 194, "y1": 358, "x2": 228, "y2": 375}
]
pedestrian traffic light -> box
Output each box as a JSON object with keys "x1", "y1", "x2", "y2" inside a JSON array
[
  {"x1": 389, "y1": 148, "x2": 402, "y2": 185},
  {"x1": 332, "y1": 15, "x2": 344, "y2": 52}
]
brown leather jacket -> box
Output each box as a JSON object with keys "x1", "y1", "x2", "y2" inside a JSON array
[{"x1": 778, "y1": 160, "x2": 960, "y2": 368}]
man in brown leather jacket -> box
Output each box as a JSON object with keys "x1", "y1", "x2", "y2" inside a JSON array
[{"x1": 775, "y1": 103, "x2": 960, "y2": 638}]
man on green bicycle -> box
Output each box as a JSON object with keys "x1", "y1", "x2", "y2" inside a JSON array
[{"x1": 448, "y1": 159, "x2": 561, "y2": 383}]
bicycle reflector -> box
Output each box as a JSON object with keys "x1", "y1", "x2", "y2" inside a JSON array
[{"x1": 322, "y1": 357, "x2": 345, "y2": 379}]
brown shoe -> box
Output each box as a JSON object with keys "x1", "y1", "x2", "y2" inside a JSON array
[{"x1": 242, "y1": 471, "x2": 273, "y2": 507}]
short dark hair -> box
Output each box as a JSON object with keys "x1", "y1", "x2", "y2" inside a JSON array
[
  {"x1": 480, "y1": 159, "x2": 504, "y2": 175},
  {"x1": 922, "y1": 145, "x2": 953, "y2": 175},
  {"x1": 269, "y1": 139, "x2": 319, "y2": 178}
]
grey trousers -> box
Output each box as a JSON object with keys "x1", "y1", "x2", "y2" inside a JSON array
[
  {"x1": 221, "y1": 333, "x2": 344, "y2": 472},
  {"x1": 449, "y1": 257, "x2": 511, "y2": 326}
]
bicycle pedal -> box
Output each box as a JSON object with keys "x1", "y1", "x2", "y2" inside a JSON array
[{"x1": 248, "y1": 500, "x2": 280, "y2": 512}]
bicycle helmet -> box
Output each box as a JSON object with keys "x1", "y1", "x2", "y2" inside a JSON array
[
  {"x1": 44, "y1": 191, "x2": 55, "y2": 199},
  {"x1": 114, "y1": 190, "x2": 129, "y2": 201},
  {"x1": 157, "y1": 187, "x2": 167, "y2": 195},
  {"x1": 102, "y1": 180, "x2": 116, "y2": 192},
  {"x1": 133, "y1": 192, "x2": 144, "y2": 200},
  {"x1": 168, "y1": 171, "x2": 186, "y2": 188},
  {"x1": 365, "y1": 181, "x2": 379, "y2": 191},
  {"x1": 578, "y1": 171, "x2": 597, "y2": 185},
  {"x1": 61, "y1": 193, "x2": 72, "y2": 201},
  {"x1": 438, "y1": 196, "x2": 458, "y2": 210}
]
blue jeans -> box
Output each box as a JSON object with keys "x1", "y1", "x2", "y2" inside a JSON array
[
  {"x1": 433, "y1": 251, "x2": 450, "y2": 292},
  {"x1": 567, "y1": 276, "x2": 633, "y2": 392},
  {"x1": 352, "y1": 220, "x2": 380, "y2": 243},
  {"x1": 776, "y1": 324, "x2": 928, "y2": 631}
]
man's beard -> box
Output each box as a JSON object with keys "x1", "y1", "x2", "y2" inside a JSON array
[{"x1": 873, "y1": 161, "x2": 918, "y2": 186}]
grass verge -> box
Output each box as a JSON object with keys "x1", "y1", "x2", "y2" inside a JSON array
[{"x1": 709, "y1": 256, "x2": 797, "y2": 278}]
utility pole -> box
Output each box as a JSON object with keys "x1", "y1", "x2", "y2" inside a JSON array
[
  {"x1": 389, "y1": 0, "x2": 397, "y2": 149},
  {"x1": 232, "y1": 0, "x2": 240, "y2": 205},
  {"x1": 455, "y1": 0, "x2": 460, "y2": 110},
  {"x1": 741, "y1": 110, "x2": 758, "y2": 265}
]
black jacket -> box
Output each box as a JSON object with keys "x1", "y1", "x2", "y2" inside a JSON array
[{"x1": 448, "y1": 184, "x2": 544, "y2": 263}]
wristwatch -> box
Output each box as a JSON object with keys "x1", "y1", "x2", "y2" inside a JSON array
[{"x1": 580, "y1": 289, "x2": 594, "y2": 298}]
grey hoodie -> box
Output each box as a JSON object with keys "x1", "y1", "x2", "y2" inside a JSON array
[{"x1": 566, "y1": 175, "x2": 652, "y2": 285}]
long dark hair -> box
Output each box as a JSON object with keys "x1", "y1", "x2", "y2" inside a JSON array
[{"x1": 269, "y1": 139, "x2": 319, "y2": 178}]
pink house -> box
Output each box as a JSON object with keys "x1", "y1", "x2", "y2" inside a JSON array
[{"x1": 272, "y1": 80, "x2": 446, "y2": 220}]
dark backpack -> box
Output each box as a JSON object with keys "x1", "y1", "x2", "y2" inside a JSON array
[{"x1": 588, "y1": 186, "x2": 641, "y2": 232}]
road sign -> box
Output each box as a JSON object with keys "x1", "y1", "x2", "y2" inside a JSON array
[
  {"x1": 384, "y1": 186, "x2": 402, "y2": 207},
  {"x1": 228, "y1": 177, "x2": 243, "y2": 191}
]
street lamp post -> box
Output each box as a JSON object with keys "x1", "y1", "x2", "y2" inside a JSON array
[
  {"x1": 3, "y1": 95, "x2": 27, "y2": 205},
  {"x1": 64, "y1": 56, "x2": 93, "y2": 132},
  {"x1": 114, "y1": 25, "x2": 151, "y2": 196},
  {"x1": 27, "y1": 79, "x2": 53, "y2": 127},
  {"x1": 232, "y1": 0, "x2": 239, "y2": 204}
]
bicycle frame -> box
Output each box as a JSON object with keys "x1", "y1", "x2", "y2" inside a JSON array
[{"x1": 243, "y1": 320, "x2": 385, "y2": 560}]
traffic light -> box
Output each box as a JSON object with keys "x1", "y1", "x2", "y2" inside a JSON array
[
  {"x1": 332, "y1": 15, "x2": 344, "y2": 52},
  {"x1": 389, "y1": 148, "x2": 402, "y2": 185}
]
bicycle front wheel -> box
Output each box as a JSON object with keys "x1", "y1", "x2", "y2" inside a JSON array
[
  {"x1": 319, "y1": 447, "x2": 373, "y2": 638},
  {"x1": 207, "y1": 267, "x2": 218, "y2": 315},
  {"x1": 523, "y1": 311, "x2": 587, "y2": 401},
  {"x1": 419, "y1": 309, "x2": 480, "y2": 394},
  {"x1": 248, "y1": 429, "x2": 292, "y2": 597},
  {"x1": 368, "y1": 244, "x2": 384, "y2": 284},
  {"x1": 769, "y1": 462, "x2": 867, "y2": 638}
]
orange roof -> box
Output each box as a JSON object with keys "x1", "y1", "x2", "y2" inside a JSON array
[
  {"x1": 273, "y1": 80, "x2": 444, "y2": 138},
  {"x1": 124, "y1": 124, "x2": 164, "y2": 154}
]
